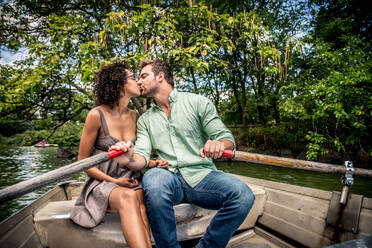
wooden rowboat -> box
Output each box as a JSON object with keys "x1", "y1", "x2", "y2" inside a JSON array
[
  {"x1": 34, "y1": 144, "x2": 58, "y2": 147},
  {"x1": 1, "y1": 150, "x2": 371, "y2": 247},
  {"x1": 0, "y1": 173, "x2": 371, "y2": 248}
]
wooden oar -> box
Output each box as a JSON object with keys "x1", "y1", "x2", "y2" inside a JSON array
[
  {"x1": 1, "y1": 149, "x2": 371, "y2": 204},
  {"x1": 228, "y1": 150, "x2": 372, "y2": 178},
  {"x1": 0, "y1": 149, "x2": 124, "y2": 204}
]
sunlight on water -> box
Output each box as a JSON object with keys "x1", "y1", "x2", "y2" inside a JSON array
[{"x1": 0, "y1": 146, "x2": 84, "y2": 222}]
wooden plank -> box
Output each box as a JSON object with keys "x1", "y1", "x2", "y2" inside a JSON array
[
  {"x1": 362, "y1": 197, "x2": 372, "y2": 209},
  {"x1": 227, "y1": 229, "x2": 256, "y2": 247},
  {"x1": 265, "y1": 188, "x2": 330, "y2": 219},
  {"x1": 0, "y1": 185, "x2": 65, "y2": 238},
  {"x1": 0, "y1": 215, "x2": 40, "y2": 248},
  {"x1": 254, "y1": 227, "x2": 297, "y2": 248},
  {"x1": 359, "y1": 208, "x2": 372, "y2": 236},
  {"x1": 234, "y1": 175, "x2": 333, "y2": 200},
  {"x1": 227, "y1": 229, "x2": 282, "y2": 248},
  {"x1": 64, "y1": 182, "x2": 84, "y2": 200},
  {"x1": 264, "y1": 201, "x2": 326, "y2": 236},
  {"x1": 258, "y1": 213, "x2": 333, "y2": 248},
  {"x1": 20, "y1": 232, "x2": 43, "y2": 248}
]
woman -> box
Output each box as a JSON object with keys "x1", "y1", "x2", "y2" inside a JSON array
[{"x1": 70, "y1": 62, "x2": 166, "y2": 248}]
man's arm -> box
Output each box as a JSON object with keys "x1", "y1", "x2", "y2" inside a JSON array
[{"x1": 198, "y1": 96, "x2": 236, "y2": 159}]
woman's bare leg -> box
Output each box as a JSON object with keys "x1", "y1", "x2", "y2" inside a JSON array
[
  {"x1": 136, "y1": 189, "x2": 152, "y2": 247},
  {"x1": 109, "y1": 187, "x2": 151, "y2": 248}
]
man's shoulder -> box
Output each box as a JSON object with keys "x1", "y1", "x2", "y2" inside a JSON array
[
  {"x1": 178, "y1": 91, "x2": 209, "y2": 103},
  {"x1": 137, "y1": 106, "x2": 158, "y2": 122}
]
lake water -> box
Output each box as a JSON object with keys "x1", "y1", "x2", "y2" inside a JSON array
[{"x1": 1, "y1": 146, "x2": 372, "y2": 223}]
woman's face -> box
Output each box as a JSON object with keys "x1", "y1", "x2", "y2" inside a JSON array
[{"x1": 124, "y1": 70, "x2": 140, "y2": 97}]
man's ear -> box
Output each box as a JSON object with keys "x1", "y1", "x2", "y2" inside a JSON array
[{"x1": 156, "y1": 72, "x2": 165, "y2": 82}]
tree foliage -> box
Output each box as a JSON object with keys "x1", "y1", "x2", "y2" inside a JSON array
[{"x1": 0, "y1": 0, "x2": 370, "y2": 161}]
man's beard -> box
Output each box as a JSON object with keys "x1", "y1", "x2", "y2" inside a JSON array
[{"x1": 140, "y1": 87, "x2": 156, "y2": 97}]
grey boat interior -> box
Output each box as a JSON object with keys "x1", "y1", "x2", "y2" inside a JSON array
[{"x1": 1, "y1": 174, "x2": 371, "y2": 248}]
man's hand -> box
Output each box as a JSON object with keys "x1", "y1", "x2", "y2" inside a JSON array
[
  {"x1": 156, "y1": 159, "x2": 169, "y2": 170},
  {"x1": 148, "y1": 159, "x2": 169, "y2": 170},
  {"x1": 110, "y1": 141, "x2": 134, "y2": 165},
  {"x1": 115, "y1": 177, "x2": 139, "y2": 188},
  {"x1": 199, "y1": 140, "x2": 225, "y2": 159}
]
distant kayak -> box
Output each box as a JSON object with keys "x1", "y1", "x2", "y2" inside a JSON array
[{"x1": 34, "y1": 143, "x2": 58, "y2": 147}]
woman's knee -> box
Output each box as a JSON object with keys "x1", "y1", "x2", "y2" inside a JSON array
[
  {"x1": 139, "y1": 203, "x2": 147, "y2": 216},
  {"x1": 118, "y1": 188, "x2": 138, "y2": 206}
]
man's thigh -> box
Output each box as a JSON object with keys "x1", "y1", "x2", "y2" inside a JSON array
[
  {"x1": 143, "y1": 168, "x2": 184, "y2": 205},
  {"x1": 185, "y1": 171, "x2": 249, "y2": 209}
]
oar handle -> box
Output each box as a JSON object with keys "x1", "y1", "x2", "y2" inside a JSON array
[
  {"x1": 222, "y1": 150, "x2": 234, "y2": 158},
  {"x1": 107, "y1": 149, "x2": 125, "y2": 159},
  {"x1": 201, "y1": 149, "x2": 234, "y2": 159}
]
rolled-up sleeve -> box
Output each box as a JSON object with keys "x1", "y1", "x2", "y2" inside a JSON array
[
  {"x1": 134, "y1": 116, "x2": 152, "y2": 167},
  {"x1": 199, "y1": 97, "x2": 236, "y2": 149}
]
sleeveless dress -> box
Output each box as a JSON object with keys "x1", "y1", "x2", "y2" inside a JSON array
[{"x1": 70, "y1": 108, "x2": 142, "y2": 228}]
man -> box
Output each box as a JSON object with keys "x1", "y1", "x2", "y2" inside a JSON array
[{"x1": 112, "y1": 59, "x2": 255, "y2": 248}]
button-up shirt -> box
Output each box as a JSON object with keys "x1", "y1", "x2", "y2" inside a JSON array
[{"x1": 134, "y1": 89, "x2": 235, "y2": 188}]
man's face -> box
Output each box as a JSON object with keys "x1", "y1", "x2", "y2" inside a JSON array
[{"x1": 138, "y1": 64, "x2": 157, "y2": 97}]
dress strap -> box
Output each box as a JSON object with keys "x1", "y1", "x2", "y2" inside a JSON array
[{"x1": 95, "y1": 107, "x2": 110, "y2": 136}]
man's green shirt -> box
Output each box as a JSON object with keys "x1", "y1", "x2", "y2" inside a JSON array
[{"x1": 134, "y1": 89, "x2": 235, "y2": 188}]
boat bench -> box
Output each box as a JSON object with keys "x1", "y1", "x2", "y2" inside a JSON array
[{"x1": 33, "y1": 183, "x2": 265, "y2": 248}]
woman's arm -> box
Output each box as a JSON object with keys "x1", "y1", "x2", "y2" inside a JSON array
[{"x1": 79, "y1": 109, "x2": 120, "y2": 184}]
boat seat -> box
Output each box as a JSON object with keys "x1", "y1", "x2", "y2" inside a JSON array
[{"x1": 33, "y1": 183, "x2": 265, "y2": 248}]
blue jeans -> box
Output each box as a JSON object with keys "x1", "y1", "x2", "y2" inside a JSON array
[{"x1": 142, "y1": 168, "x2": 255, "y2": 248}]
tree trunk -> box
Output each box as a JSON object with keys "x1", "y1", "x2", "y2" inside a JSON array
[
  {"x1": 233, "y1": 52, "x2": 247, "y2": 126},
  {"x1": 231, "y1": 75, "x2": 243, "y2": 122},
  {"x1": 190, "y1": 67, "x2": 199, "y2": 94},
  {"x1": 240, "y1": 78, "x2": 247, "y2": 127},
  {"x1": 256, "y1": 74, "x2": 267, "y2": 124},
  {"x1": 272, "y1": 90, "x2": 280, "y2": 125}
]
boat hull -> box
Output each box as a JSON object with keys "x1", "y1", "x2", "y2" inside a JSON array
[
  {"x1": 0, "y1": 175, "x2": 371, "y2": 248},
  {"x1": 34, "y1": 144, "x2": 58, "y2": 147}
]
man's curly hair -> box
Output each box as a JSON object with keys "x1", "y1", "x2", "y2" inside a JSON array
[{"x1": 93, "y1": 62, "x2": 129, "y2": 107}]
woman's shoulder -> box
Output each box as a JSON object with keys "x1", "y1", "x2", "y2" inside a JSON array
[
  {"x1": 85, "y1": 108, "x2": 102, "y2": 126},
  {"x1": 87, "y1": 108, "x2": 101, "y2": 118}
]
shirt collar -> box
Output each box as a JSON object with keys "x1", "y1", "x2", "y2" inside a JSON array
[
  {"x1": 151, "y1": 89, "x2": 178, "y2": 109},
  {"x1": 169, "y1": 89, "x2": 178, "y2": 103}
]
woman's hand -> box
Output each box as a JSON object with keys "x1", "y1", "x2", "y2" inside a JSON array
[
  {"x1": 110, "y1": 141, "x2": 134, "y2": 165},
  {"x1": 148, "y1": 159, "x2": 169, "y2": 170},
  {"x1": 115, "y1": 177, "x2": 139, "y2": 188}
]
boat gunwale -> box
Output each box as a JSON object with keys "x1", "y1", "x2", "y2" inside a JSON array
[
  {"x1": 234, "y1": 174, "x2": 334, "y2": 200},
  {"x1": 236, "y1": 175, "x2": 372, "y2": 209},
  {"x1": 1, "y1": 176, "x2": 371, "y2": 248},
  {"x1": 0, "y1": 183, "x2": 67, "y2": 237}
]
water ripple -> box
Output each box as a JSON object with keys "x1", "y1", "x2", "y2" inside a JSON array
[{"x1": 0, "y1": 146, "x2": 83, "y2": 222}]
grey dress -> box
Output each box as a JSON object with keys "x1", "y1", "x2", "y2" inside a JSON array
[{"x1": 70, "y1": 108, "x2": 142, "y2": 228}]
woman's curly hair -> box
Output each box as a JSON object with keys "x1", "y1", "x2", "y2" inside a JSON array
[{"x1": 93, "y1": 62, "x2": 129, "y2": 107}]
